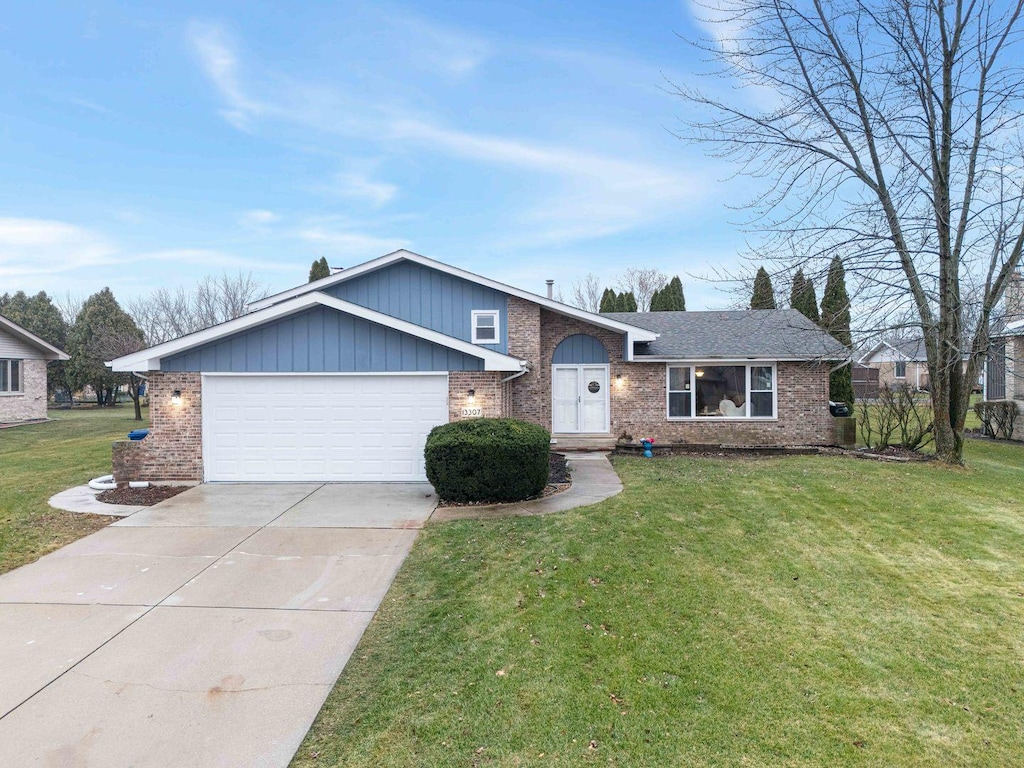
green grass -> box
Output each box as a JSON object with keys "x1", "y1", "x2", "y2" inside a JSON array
[
  {"x1": 294, "y1": 440, "x2": 1024, "y2": 767},
  {"x1": 0, "y1": 406, "x2": 147, "y2": 574}
]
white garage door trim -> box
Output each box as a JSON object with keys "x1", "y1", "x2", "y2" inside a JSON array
[{"x1": 201, "y1": 372, "x2": 449, "y2": 482}]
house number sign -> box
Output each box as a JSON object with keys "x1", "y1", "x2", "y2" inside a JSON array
[{"x1": 461, "y1": 407, "x2": 483, "y2": 417}]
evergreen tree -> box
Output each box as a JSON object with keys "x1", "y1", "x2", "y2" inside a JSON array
[
  {"x1": 599, "y1": 288, "x2": 619, "y2": 313},
  {"x1": 67, "y1": 288, "x2": 144, "y2": 408},
  {"x1": 750, "y1": 267, "x2": 777, "y2": 309},
  {"x1": 659, "y1": 276, "x2": 685, "y2": 310},
  {"x1": 308, "y1": 257, "x2": 330, "y2": 282},
  {"x1": 820, "y1": 255, "x2": 855, "y2": 406},
  {"x1": 617, "y1": 291, "x2": 638, "y2": 312},
  {"x1": 649, "y1": 287, "x2": 664, "y2": 311},
  {"x1": 0, "y1": 290, "x2": 71, "y2": 397},
  {"x1": 790, "y1": 269, "x2": 820, "y2": 322}
]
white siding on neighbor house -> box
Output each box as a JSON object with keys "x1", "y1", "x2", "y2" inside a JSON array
[
  {"x1": 0, "y1": 329, "x2": 43, "y2": 359},
  {"x1": 202, "y1": 373, "x2": 449, "y2": 482}
]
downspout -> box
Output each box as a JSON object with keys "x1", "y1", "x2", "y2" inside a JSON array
[{"x1": 501, "y1": 362, "x2": 532, "y2": 383}]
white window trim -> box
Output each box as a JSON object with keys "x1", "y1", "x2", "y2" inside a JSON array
[
  {"x1": 471, "y1": 309, "x2": 501, "y2": 345},
  {"x1": 0, "y1": 358, "x2": 24, "y2": 395},
  {"x1": 894, "y1": 360, "x2": 907, "y2": 379},
  {"x1": 665, "y1": 362, "x2": 778, "y2": 421}
]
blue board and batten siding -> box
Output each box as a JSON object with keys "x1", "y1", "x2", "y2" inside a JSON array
[
  {"x1": 161, "y1": 306, "x2": 484, "y2": 372},
  {"x1": 323, "y1": 260, "x2": 509, "y2": 352},
  {"x1": 552, "y1": 334, "x2": 610, "y2": 364}
]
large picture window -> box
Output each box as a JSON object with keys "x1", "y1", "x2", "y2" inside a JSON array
[
  {"x1": 666, "y1": 363, "x2": 775, "y2": 419},
  {"x1": 0, "y1": 359, "x2": 23, "y2": 393}
]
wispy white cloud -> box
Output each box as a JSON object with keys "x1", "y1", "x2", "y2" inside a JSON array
[
  {"x1": 63, "y1": 95, "x2": 114, "y2": 115},
  {"x1": 187, "y1": 20, "x2": 266, "y2": 130},
  {"x1": 389, "y1": 119, "x2": 703, "y2": 244},
  {"x1": 388, "y1": 13, "x2": 492, "y2": 78},
  {"x1": 239, "y1": 209, "x2": 280, "y2": 227},
  {"x1": 330, "y1": 172, "x2": 398, "y2": 207},
  {"x1": 141, "y1": 248, "x2": 294, "y2": 271},
  {"x1": 185, "y1": 17, "x2": 706, "y2": 249},
  {"x1": 0, "y1": 218, "x2": 118, "y2": 277},
  {"x1": 297, "y1": 225, "x2": 408, "y2": 260}
]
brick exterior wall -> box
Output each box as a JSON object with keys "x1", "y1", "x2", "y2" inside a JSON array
[
  {"x1": 612, "y1": 361, "x2": 834, "y2": 446},
  {"x1": 447, "y1": 371, "x2": 509, "y2": 422},
  {"x1": 1011, "y1": 337, "x2": 1024, "y2": 440},
  {"x1": 507, "y1": 296, "x2": 544, "y2": 424},
  {"x1": 506, "y1": 307, "x2": 835, "y2": 446},
  {"x1": 0, "y1": 359, "x2": 48, "y2": 423},
  {"x1": 112, "y1": 371, "x2": 203, "y2": 484}
]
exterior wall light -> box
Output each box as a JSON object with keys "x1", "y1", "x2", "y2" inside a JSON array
[
  {"x1": 467, "y1": 389, "x2": 476, "y2": 404},
  {"x1": 171, "y1": 390, "x2": 182, "y2": 405},
  {"x1": 615, "y1": 374, "x2": 623, "y2": 387}
]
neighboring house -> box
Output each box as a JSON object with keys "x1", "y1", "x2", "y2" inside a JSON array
[
  {"x1": 109, "y1": 250, "x2": 849, "y2": 484},
  {"x1": 0, "y1": 314, "x2": 69, "y2": 424},
  {"x1": 858, "y1": 338, "x2": 930, "y2": 391},
  {"x1": 986, "y1": 272, "x2": 1023, "y2": 439}
]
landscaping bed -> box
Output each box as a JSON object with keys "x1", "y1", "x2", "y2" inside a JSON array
[{"x1": 96, "y1": 485, "x2": 189, "y2": 506}]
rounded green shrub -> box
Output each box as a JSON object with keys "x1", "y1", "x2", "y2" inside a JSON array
[{"x1": 424, "y1": 418, "x2": 551, "y2": 503}]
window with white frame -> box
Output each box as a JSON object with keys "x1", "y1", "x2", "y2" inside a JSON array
[
  {"x1": 666, "y1": 363, "x2": 776, "y2": 419},
  {"x1": 894, "y1": 360, "x2": 907, "y2": 379},
  {"x1": 0, "y1": 359, "x2": 23, "y2": 393},
  {"x1": 471, "y1": 310, "x2": 500, "y2": 344}
]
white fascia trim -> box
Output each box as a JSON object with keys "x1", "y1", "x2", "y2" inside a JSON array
[
  {"x1": 109, "y1": 292, "x2": 526, "y2": 372},
  {"x1": 0, "y1": 315, "x2": 69, "y2": 360},
  {"x1": 634, "y1": 356, "x2": 834, "y2": 363},
  {"x1": 247, "y1": 249, "x2": 659, "y2": 343}
]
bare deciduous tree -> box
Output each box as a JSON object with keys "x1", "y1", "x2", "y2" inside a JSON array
[
  {"x1": 90, "y1": 326, "x2": 147, "y2": 420},
  {"x1": 617, "y1": 267, "x2": 668, "y2": 312},
  {"x1": 128, "y1": 271, "x2": 264, "y2": 345},
  {"x1": 677, "y1": 0, "x2": 1024, "y2": 463},
  {"x1": 566, "y1": 274, "x2": 603, "y2": 312},
  {"x1": 54, "y1": 290, "x2": 85, "y2": 326}
]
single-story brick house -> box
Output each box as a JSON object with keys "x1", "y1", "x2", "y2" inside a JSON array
[
  {"x1": 985, "y1": 272, "x2": 1023, "y2": 439},
  {"x1": 109, "y1": 250, "x2": 849, "y2": 483},
  {"x1": 857, "y1": 338, "x2": 930, "y2": 391},
  {"x1": 0, "y1": 313, "x2": 68, "y2": 424}
]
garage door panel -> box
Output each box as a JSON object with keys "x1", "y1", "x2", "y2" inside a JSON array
[{"x1": 203, "y1": 375, "x2": 449, "y2": 482}]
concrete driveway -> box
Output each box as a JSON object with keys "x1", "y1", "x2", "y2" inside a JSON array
[{"x1": 0, "y1": 483, "x2": 437, "y2": 767}]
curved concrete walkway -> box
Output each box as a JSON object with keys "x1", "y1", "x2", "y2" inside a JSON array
[
  {"x1": 431, "y1": 451, "x2": 622, "y2": 522},
  {"x1": 48, "y1": 485, "x2": 145, "y2": 517}
]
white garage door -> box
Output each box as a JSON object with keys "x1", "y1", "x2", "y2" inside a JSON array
[{"x1": 202, "y1": 374, "x2": 449, "y2": 482}]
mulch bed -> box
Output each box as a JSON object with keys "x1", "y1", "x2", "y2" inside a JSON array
[
  {"x1": 96, "y1": 485, "x2": 190, "y2": 506},
  {"x1": 437, "y1": 452, "x2": 572, "y2": 508}
]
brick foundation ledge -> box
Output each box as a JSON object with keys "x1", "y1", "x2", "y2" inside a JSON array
[{"x1": 112, "y1": 440, "x2": 202, "y2": 487}]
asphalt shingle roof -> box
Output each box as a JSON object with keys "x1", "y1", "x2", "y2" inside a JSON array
[{"x1": 603, "y1": 309, "x2": 850, "y2": 360}]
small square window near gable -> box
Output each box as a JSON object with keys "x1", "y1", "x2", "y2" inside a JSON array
[{"x1": 472, "y1": 310, "x2": 500, "y2": 344}]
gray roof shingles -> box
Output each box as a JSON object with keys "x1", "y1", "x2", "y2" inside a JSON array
[{"x1": 604, "y1": 309, "x2": 850, "y2": 360}]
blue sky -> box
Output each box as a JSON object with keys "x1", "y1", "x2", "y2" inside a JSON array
[{"x1": 0, "y1": 1, "x2": 754, "y2": 310}]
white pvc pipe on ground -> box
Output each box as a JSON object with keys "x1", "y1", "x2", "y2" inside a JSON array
[{"x1": 87, "y1": 476, "x2": 150, "y2": 491}]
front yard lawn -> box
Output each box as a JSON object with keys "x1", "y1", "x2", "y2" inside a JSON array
[
  {"x1": 295, "y1": 439, "x2": 1024, "y2": 767},
  {"x1": 0, "y1": 407, "x2": 147, "y2": 574}
]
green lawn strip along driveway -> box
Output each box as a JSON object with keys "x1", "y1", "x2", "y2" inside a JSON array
[
  {"x1": 0, "y1": 407, "x2": 147, "y2": 574},
  {"x1": 293, "y1": 440, "x2": 1024, "y2": 767}
]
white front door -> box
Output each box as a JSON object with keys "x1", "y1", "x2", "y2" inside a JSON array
[{"x1": 551, "y1": 365, "x2": 609, "y2": 433}]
